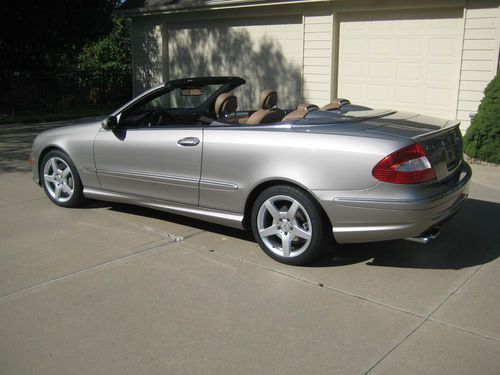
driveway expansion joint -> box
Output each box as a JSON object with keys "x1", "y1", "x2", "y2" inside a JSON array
[
  {"x1": 364, "y1": 263, "x2": 488, "y2": 374},
  {"x1": 0, "y1": 230, "x2": 207, "y2": 302}
]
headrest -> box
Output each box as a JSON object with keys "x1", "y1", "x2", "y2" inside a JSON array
[
  {"x1": 259, "y1": 90, "x2": 278, "y2": 109},
  {"x1": 321, "y1": 98, "x2": 351, "y2": 111},
  {"x1": 297, "y1": 103, "x2": 319, "y2": 111},
  {"x1": 215, "y1": 92, "x2": 237, "y2": 115}
]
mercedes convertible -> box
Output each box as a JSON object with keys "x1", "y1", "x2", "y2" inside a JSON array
[{"x1": 31, "y1": 76, "x2": 471, "y2": 265}]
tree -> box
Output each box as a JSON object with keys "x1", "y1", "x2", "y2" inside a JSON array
[
  {"x1": 0, "y1": 0, "x2": 118, "y2": 72},
  {"x1": 463, "y1": 73, "x2": 500, "y2": 163},
  {"x1": 76, "y1": 16, "x2": 131, "y2": 71}
]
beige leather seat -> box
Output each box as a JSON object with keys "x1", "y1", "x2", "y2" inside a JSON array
[
  {"x1": 214, "y1": 92, "x2": 237, "y2": 118},
  {"x1": 282, "y1": 103, "x2": 319, "y2": 122},
  {"x1": 321, "y1": 98, "x2": 351, "y2": 111},
  {"x1": 240, "y1": 90, "x2": 285, "y2": 125}
]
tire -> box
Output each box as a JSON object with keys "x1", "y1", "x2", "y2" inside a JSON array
[
  {"x1": 40, "y1": 150, "x2": 85, "y2": 208},
  {"x1": 251, "y1": 185, "x2": 328, "y2": 265}
]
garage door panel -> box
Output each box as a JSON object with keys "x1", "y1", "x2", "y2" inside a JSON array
[
  {"x1": 396, "y1": 63, "x2": 422, "y2": 81},
  {"x1": 367, "y1": 84, "x2": 393, "y2": 103},
  {"x1": 339, "y1": 9, "x2": 463, "y2": 119},
  {"x1": 168, "y1": 17, "x2": 303, "y2": 110},
  {"x1": 398, "y1": 38, "x2": 425, "y2": 56},
  {"x1": 368, "y1": 62, "x2": 393, "y2": 80},
  {"x1": 427, "y1": 63, "x2": 456, "y2": 83},
  {"x1": 342, "y1": 61, "x2": 364, "y2": 78},
  {"x1": 342, "y1": 38, "x2": 367, "y2": 55},
  {"x1": 428, "y1": 37, "x2": 461, "y2": 57},
  {"x1": 369, "y1": 38, "x2": 395, "y2": 55},
  {"x1": 396, "y1": 86, "x2": 420, "y2": 104}
]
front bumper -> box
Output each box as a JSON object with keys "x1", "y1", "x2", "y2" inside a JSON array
[{"x1": 318, "y1": 162, "x2": 471, "y2": 244}]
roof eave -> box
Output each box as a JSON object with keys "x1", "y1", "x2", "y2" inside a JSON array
[{"x1": 116, "y1": 0, "x2": 329, "y2": 17}]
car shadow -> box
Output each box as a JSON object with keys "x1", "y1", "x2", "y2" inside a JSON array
[
  {"x1": 103, "y1": 201, "x2": 254, "y2": 242},
  {"x1": 104, "y1": 197, "x2": 499, "y2": 270},
  {"x1": 310, "y1": 198, "x2": 500, "y2": 270}
]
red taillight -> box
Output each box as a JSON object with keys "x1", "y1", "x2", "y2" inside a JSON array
[{"x1": 372, "y1": 143, "x2": 436, "y2": 184}]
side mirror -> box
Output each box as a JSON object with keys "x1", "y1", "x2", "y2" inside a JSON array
[{"x1": 102, "y1": 116, "x2": 118, "y2": 130}]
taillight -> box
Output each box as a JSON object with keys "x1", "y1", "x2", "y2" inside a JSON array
[{"x1": 372, "y1": 143, "x2": 436, "y2": 184}]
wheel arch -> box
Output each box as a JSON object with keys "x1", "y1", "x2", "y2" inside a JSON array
[
  {"x1": 242, "y1": 179, "x2": 332, "y2": 230},
  {"x1": 37, "y1": 145, "x2": 69, "y2": 185}
]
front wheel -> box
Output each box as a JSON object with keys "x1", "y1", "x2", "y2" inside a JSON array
[
  {"x1": 251, "y1": 185, "x2": 328, "y2": 265},
  {"x1": 40, "y1": 150, "x2": 85, "y2": 208}
]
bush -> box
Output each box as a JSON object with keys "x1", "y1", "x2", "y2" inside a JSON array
[
  {"x1": 463, "y1": 73, "x2": 500, "y2": 163},
  {"x1": 76, "y1": 16, "x2": 131, "y2": 71}
]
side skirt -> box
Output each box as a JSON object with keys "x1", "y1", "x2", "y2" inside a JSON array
[{"x1": 83, "y1": 187, "x2": 245, "y2": 229}]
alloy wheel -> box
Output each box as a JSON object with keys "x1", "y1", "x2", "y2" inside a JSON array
[
  {"x1": 256, "y1": 195, "x2": 312, "y2": 258},
  {"x1": 43, "y1": 157, "x2": 75, "y2": 203}
]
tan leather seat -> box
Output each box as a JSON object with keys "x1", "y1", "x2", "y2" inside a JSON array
[
  {"x1": 321, "y1": 98, "x2": 350, "y2": 111},
  {"x1": 241, "y1": 90, "x2": 285, "y2": 125},
  {"x1": 215, "y1": 92, "x2": 237, "y2": 117},
  {"x1": 282, "y1": 103, "x2": 319, "y2": 122}
]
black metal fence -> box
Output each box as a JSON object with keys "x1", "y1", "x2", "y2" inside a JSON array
[{"x1": 1, "y1": 69, "x2": 132, "y2": 116}]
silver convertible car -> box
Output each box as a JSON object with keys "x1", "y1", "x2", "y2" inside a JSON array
[{"x1": 31, "y1": 76, "x2": 471, "y2": 265}]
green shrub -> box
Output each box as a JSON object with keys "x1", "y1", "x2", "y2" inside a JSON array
[{"x1": 463, "y1": 73, "x2": 500, "y2": 163}]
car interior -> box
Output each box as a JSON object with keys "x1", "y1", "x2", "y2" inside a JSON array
[{"x1": 119, "y1": 78, "x2": 356, "y2": 128}]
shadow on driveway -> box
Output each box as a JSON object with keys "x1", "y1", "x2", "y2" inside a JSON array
[
  {"x1": 312, "y1": 198, "x2": 500, "y2": 270},
  {"x1": 103, "y1": 197, "x2": 499, "y2": 271}
]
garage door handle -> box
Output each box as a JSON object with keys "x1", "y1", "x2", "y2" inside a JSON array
[{"x1": 177, "y1": 137, "x2": 200, "y2": 146}]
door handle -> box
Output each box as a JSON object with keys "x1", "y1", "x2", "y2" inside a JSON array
[{"x1": 177, "y1": 137, "x2": 200, "y2": 146}]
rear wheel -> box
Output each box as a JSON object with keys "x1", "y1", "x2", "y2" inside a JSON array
[
  {"x1": 40, "y1": 150, "x2": 85, "y2": 208},
  {"x1": 251, "y1": 185, "x2": 327, "y2": 265}
]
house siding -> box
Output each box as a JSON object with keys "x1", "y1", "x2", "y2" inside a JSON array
[
  {"x1": 302, "y1": 7, "x2": 333, "y2": 106},
  {"x1": 131, "y1": 18, "x2": 164, "y2": 95},
  {"x1": 128, "y1": 0, "x2": 500, "y2": 130},
  {"x1": 457, "y1": 0, "x2": 500, "y2": 130}
]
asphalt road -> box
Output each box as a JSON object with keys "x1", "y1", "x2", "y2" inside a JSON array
[{"x1": 1, "y1": 121, "x2": 499, "y2": 375}]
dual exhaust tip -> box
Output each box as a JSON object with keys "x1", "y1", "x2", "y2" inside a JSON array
[{"x1": 406, "y1": 226, "x2": 441, "y2": 244}]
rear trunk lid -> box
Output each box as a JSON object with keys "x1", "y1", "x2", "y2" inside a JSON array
[
  {"x1": 361, "y1": 111, "x2": 463, "y2": 182},
  {"x1": 296, "y1": 110, "x2": 464, "y2": 182}
]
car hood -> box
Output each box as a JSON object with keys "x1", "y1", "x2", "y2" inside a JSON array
[{"x1": 36, "y1": 118, "x2": 104, "y2": 138}]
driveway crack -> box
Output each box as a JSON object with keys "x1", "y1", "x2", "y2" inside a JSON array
[
  {"x1": 0, "y1": 230, "x2": 205, "y2": 302},
  {"x1": 363, "y1": 264, "x2": 486, "y2": 374}
]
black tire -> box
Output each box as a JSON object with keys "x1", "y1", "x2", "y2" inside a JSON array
[
  {"x1": 251, "y1": 185, "x2": 328, "y2": 265},
  {"x1": 40, "y1": 150, "x2": 85, "y2": 208}
]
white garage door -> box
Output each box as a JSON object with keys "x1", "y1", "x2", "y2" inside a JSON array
[
  {"x1": 167, "y1": 16, "x2": 303, "y2": 109},
  {"x1": 338, "y1": 8, "x2": 464, "y2": 119}
]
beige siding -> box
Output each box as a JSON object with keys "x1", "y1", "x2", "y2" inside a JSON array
[
  {"x1": 457, "y1": 0, "x2": 500, "y2": 130},
  {"x1": 302, "y1": 7, "x2": 333, "y2": 106},
  {"x1": 131, "y1": 18, "x2": 164, "y2": 95}
]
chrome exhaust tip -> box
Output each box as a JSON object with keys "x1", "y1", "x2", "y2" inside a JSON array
[{"x1": 405, "y1": 226, "x2": 441, "y2": 244}]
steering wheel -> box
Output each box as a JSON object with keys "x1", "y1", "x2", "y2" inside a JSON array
[{"x1": 148, "y1": 109, "x2": 175, "y2": 126}]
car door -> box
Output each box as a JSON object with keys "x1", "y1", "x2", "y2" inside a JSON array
[
  {"x1": 93, "y1": 89, "x2": 203, "y2": 206},
  {"x1": 94, "y1": 127, "x2": 202, "y2": 206}
]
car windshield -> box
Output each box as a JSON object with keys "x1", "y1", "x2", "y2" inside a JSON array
[{"x1": 140, "y1": 84, "x2": 223, "y2": 111}]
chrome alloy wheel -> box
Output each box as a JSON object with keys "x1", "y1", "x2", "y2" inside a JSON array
[
  {"x1": 256, "y1": 195, "x2": 312, "y2": 258},
  {"x1": 43, "y1": 157, "x2": 75, "y2": 203}
]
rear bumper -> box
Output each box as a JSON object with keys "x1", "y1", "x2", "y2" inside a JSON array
[{"x1": 317, "y1": 162, "x2": 471, "y2": 244}]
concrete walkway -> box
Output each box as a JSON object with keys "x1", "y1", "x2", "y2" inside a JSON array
[{"x1": 0, "y1": 122, "x2": 499, "y2": 375}]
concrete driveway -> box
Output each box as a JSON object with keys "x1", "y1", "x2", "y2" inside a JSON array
[{"x1": 1, "y1": 121, "x2": 499, "y2": 375}]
